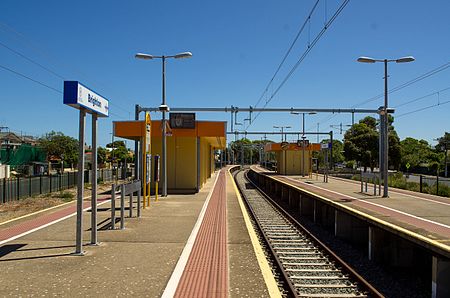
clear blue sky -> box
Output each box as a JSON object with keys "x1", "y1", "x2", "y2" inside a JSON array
[{"x1": 1, "y1": 0, "x2": 449, "y2": 148}]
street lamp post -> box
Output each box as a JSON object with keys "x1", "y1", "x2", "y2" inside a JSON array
[
  {"x1": 274, "y1": 125, "x2": 291, "y2": 175},
  {"x1": 273, "y1": 125, "x2": 291, "y2": 142},
  {"x1": 357, "y1": 56, "x2": 414, "y2": 197},
  {"x1": 135, "y1": 51, "x2": 192, "y2": 197},
  {"x1": 291, "y1": 112, "x2": 316, "y2": 177}
]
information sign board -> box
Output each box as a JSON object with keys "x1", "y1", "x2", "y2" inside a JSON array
[
  {"x1": 281, "y1": 142, "x2": 289, "y2": 150},
  {"x1": 63, "y1": 81, "x2": 109, "y2": 117},
  {"x1": 169, "y1": 113, "x2": 195, "y2": 129}
]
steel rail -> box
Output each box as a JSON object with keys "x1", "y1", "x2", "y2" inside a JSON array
[
  {"x1": 240, "y1": 169, "x2": 384, "y2": 298},
  {"x1": 233, "y1": 169, "x2": 299, "y2": 298}
]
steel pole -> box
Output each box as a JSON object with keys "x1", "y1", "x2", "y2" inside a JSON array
[
  {"x1": 90, "y1": 114, "x2": 98, "y2": 245},
  {"x1": 379, "y1": 113, "x2": 383, "y2": 193},
  {"x1": 317, "y1": 123, "x2": 319, "y2": 143},
  {"x1": 134, "y1": 105, "x2": 140, "y2": 181},
  {"x1": 383, "y1": 59, "x2": 389, "y2": 197},
  {"x1": 162, "y1": 56, "x2": 167, "y2": 197},
  {"x1": 302, "y1": 113, "x2": 305, "y2": 177},
  {"x1": 330, "y1": 130, "x2": 334, "y2": 171},
  {"x1": 75, "y1": 109, "x2": 86, "y2": 255},
  {"x1": 445, "y1": 143, "x2": 448, "y2": 178}
]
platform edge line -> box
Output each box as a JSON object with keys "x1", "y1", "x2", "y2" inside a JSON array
[
  {"x1": 0, "y1": 193, "x2": 97, "y2": 227},
  {"x1": 161, "y1": 170, "x2": 221, "y2": 298},
  {"x1": 0, "y1": 200, "x2": 109, "y2": 246},
  {"x1": 273, "y1": 175, "x2": 450, "y2": 253},
  {"x1": 229, "y1": 169, "x2": 282, "y2": 298},
  {"x1": 284, "y1": 176, "x2": 450, "y2": 230}
]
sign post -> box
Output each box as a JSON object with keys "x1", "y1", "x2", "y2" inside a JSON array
[
  {"x1": 321, "y1": 142, "x2": 330, "y2": 183},
  {"x1": 64, "y1": 81, "x2": 109, "y2": 255},
  {"x1": 142, "y1": 112, "x2": 152, "y2": 207},
  {"x1": 154, "y1": 155, "x2": 160, "y2": 202}
]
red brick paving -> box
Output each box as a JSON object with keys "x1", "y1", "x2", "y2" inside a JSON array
[
  {"x1": 174, "y1": 169, "x2": 228, "y2": 298},
  {"x1": 0, "y1": 195, "x2": 110, "y2": 243},
  {"x1": 276, "y1": 176, "x2": 450, "y2": 238}
]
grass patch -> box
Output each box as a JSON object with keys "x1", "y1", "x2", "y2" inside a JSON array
[{"x1": 51, "y1": 191, "x2": 75, "y2": 202}]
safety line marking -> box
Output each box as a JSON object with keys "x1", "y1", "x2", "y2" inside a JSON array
[
  {"x1": 229, "y1": 169, "x2": 282, "y2": 298},
  {"x1": 327, "y1": 174, "x2": 450, "y2": 207},
  {"x1": 284, "y1": 176, "x2": 450, "y2": 230},
  {"x1": 0, "y1": 199, "x2": 110, "y2": 246},
  {"x1": 1, "y1": 199, "x2": 77, "y2": 227},
  {"x1": 253, "y1": 167, "x2": 450, "y2": 253},
  {"x1": 161, "y1": 170, "x2": 221, "y2": 298}
]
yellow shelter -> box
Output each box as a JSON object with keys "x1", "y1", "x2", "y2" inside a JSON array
[
  {"x1": 150, "y1": 120, "x2": 226, "y2": 193},
  {"x1": 265, "y1": 142, "x2": 321, "y2": 175},
  {"x1": 114, "y1": 118, "x2": 226, "y2": 194}
]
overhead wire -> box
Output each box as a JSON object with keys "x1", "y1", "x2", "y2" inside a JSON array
[
  {"x1": 248, "y1": 0, "x2": 350, "y2": 130},
  {"x1": 394, "y1": 86, "x2": 450, "y2": 108},
  {"x1": 253, "y1": 0, "x2": 320, "y2": 109},
  {"x1": 396, "y1": 99, "x2": 450, "y2": 119},
  {"x1": 0, "y1": 41, "x2": 65, "y2": 80},
  {"x1": 0, "y1": 63, "x2": 130, "y2": 120},
  {"x1": 0, "y1": 64, "x2": 61, "y2": 94},
  {"x1": 315, "y1": 60, "x2": 450, "y2": 130},
  {"x1": 0, "y1": 22, "x2": 133, "y2": 116},
  {"x1": 352, "y1": 61, "x2": 450, "y2": 108}
]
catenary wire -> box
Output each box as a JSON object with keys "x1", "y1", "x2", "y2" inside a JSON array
[
  {"x1": 396, "y1": 99, "x2": 450, "y2": 118},
  {"x1": 0, "y1": 63, "x2": 130, "y2": 120},
  {"x1": 253, "y1": 0, "x2": 320, "y2": 109},
  {"x1": 0, "y1": 23, "x2": 132, "y2": 115},
  {"x1": 248, "y1": 0, "x2": 350, "y2": 129},
  {"x1": 315, "y1": 61, "x2": 450, "y2": 130}
]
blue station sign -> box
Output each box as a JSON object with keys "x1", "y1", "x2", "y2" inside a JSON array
[{"x1": 63, "y1": 81, "x2": 109, "y2": 117}]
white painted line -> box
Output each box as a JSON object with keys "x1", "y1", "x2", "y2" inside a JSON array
[
  {"x1": 0, "y1": 200, "x2": 110, "y2": 246},
  {"x1": 284, "y1": 176, "x2": 450, "y2": 230},
  {"x1": 0, "y1": 198, "x2": 76, "y2": 227},
  {"x1": 161, "y1": 171, "x2": 221, "y2": 298},
  {"x1": 0, "y1": 190, "x2": 114, "y2": 227},
  {"x1": 327, "y1": 175, "x2": 450, "y2": 207},
  {"x1": 229, "y1": 170, "x2": 282, "y2": 298}
]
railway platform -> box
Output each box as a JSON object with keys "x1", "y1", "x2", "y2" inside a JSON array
[
  {"x1": 0, "y1": 167, "x2": 277, "y2": 297},
  {"x1": 251, "y1": 165, "x2": 450, "y2": 297}
]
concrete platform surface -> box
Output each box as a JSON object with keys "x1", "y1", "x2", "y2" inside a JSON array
[{"x1": 0, "y1": 168, "x2": 273, "y2": 297}]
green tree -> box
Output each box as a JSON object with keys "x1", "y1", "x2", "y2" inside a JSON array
[
  {"x1": 399, "y1": 137, "x2": 443, "y2": 174},
  {"x1": 343, "y1": 116, "x2": 401, "y2": 172},
  {"x1": 317, "y1": 139, "x2": 344, "y2": 167},
  {"x1": 39, "y1": 131, "x2": 79, "y2": 166},
  {"x1": 229, "y1": 138, "x2": 275, "y2": 165},
  {"x1": 106, "y1": 141, "x2": 129, "y2": 163},
  {"x1": 435, "y1": 132, "x2": 450, "y2": 174},
  {"x1": 343, "y1": 117, "x2": 379, "y2": 172},
  {"x1": 387, "y1": 116, "x2": 402, "y2": 170},
  {"x1": 97, "y1": 147, "x2": 108, "y2": 165}
]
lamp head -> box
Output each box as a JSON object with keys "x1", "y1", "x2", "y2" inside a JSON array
[
  {"x1": 396, "y1": 56, "x2": 415, "y2": 63},
  {"x1": 174, "y1": 52, "x2": 193, "y2": 59},
  {"x1": 135, "y1": 53, "x2": 153, "y2": 60},
  {"x1": 357, "y1": 56, "x2": 376, "y2": 63}
]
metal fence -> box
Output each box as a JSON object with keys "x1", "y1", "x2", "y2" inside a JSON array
[{"x1": 0, "y1": 168, "x2": 129, "y2": 204}]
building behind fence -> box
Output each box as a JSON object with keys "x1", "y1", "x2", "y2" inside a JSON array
[{"x1": 0, "y1": 167, "x2": 131, "y2": 204}]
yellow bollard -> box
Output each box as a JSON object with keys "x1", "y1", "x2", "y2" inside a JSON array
[
  {"x1": 155, "y1": 181, "x2": 159, "y2": 202},
  {"x1": 147, "y1": 182, "x2": 151, "y2": 206}
]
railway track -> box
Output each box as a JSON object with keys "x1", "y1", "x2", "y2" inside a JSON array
[{"x1": 233, "y1": 169, "x2": 383, "y2": 298}]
